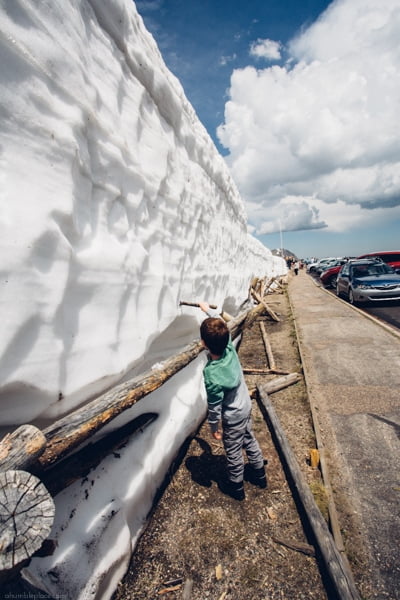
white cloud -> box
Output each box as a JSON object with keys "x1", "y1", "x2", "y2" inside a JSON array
[
  {"x1": 218, "y1": 0, "x2": 400, "y2": 235},
  {"x1": 249, "y1": 38, "x2": 282, "y2": 61},
  {"x1": 219, "y1": 53, "x2": 237, "y2": 67}
]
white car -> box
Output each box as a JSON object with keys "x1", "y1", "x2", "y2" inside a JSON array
[{"x1": 307, "y1": 258, "x2": 336, "y2": 273}]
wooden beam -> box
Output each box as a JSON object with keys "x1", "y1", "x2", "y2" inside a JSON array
[{"x1": 257, "y1": 385, "x2": 361, "y2": 600}]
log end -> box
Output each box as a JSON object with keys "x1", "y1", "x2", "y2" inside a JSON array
[{"x1": 0, "y1": 470, "x2": 55, "y2": 580}]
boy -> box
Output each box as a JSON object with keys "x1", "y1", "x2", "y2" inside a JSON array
[{"x1": 199, "y1": 302, "x2": 267, "y2": 500}]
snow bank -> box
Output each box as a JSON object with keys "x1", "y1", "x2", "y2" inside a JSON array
[{"x1": 0, "y1": 0, "x2": 285, "y2": 597}]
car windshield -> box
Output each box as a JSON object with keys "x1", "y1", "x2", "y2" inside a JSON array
[{"x1": 351, "y1": 264, "x2": 394, "y2": 278}]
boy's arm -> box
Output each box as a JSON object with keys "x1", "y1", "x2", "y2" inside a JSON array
[
  {"x1": 199, "y1": 301, "x2": 232, "y2": 322},
  {"x1": 204, "y1": 379, "x2": 223, "y2": 439},
  {"x1": 199, "y1": 301, "x2": 220, "y2": 318}
]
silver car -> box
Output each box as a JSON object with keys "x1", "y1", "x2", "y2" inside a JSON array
[{"x1": 336, "y1": 259, "x2": 400, "y2": 304}]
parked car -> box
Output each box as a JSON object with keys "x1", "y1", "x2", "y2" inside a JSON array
[
  {"x1": 307, "y1": 258, "x2": 335, "y2": 273},
  {"x1": 314, "y1": 259, "x2": 340, "y2": 275},
  {"x1": 357, "y1": 251, "x2": 400, "y2": 270},
  {"x1": 320, "y1": 259, "x2": 348, "y2": 288},
  {"x1": 336, "y1": 259, "x2": 400, "y2": 304}
]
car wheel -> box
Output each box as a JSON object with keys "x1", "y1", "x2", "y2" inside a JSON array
[
  {"x1": 349, "y1": 288, "x2": 358, "y2": 305},
  {"x1": 329, "y1": 275, "x2": 337, "y2": 289}
]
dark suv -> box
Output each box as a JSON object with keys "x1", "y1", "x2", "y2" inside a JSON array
[{"x1": 336, "y1": 258, "x2": 400, "y2": 305}]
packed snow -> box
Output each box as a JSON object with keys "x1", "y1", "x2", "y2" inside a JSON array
[{"x1": 0, "y1": 0, "x2": 286, "y2": 597}]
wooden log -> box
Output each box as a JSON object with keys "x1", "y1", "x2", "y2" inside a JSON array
[
  {"x1": 179, "y1": 301, "x2": 217, "y2": 309},
  {"x1": 0, "y1": 425, "x2": 46, "y2": 471},
  {"x1": 259, "y1": 372, "x2": 300, "y2": 393},
  {"x1": 220, "y1": 311, "x2": 233, "y2": 322},
  {"x1": 41, "y1": 413, "x2": 157, "y2": 497},
  {"x1": 242, "y1": 301, "x2": 266, "y2": 330},
  {"x1": 251, "y1": 289, "x2": 280, "y2": 322},
  {"x1": 259, "y1": 276, "x2": 267, "y2": 298},
  {"x1": 257, "y1": 385, "x2": 361, "y2": 600},
  {"x1": 259, "y1": 321, "x2": 276, "y2": 370},
  {"x1": 38, "y1": 308, "x2": 251, "y2": 468},
  {"x1": 247, "y1": 373, "x2": 299, "y2": 397},
  {"x1": 243, "y1": 368, "x2": 290, "y2": 376},
  {"x1": 0, "y1": 470, "x2": 55, "y2": 582},
  {"x1": 39, "y1": 340, "x2": 204, "y2": 467}
]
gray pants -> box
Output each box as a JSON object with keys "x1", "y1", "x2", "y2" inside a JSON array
[{"x1": 222, "y1": 414, "x2": 264, "y2": 483}]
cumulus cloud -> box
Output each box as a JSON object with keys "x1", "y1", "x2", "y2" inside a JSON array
[
  {"x1": 249, "y1": 38, "x2": 282, "y2": 61},
  {"x1": 218, "y1": 0, "x2": 400, "y2": 235}
]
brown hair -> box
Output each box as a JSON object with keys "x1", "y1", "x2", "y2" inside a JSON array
[{"x1": 200, "y1": 317, "x2": 229, "y2": 356}]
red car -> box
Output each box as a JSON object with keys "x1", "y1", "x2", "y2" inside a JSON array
[
  {"x1": 357, "y1": 251, "x2": 400, "y2": 270},
  {"x1": 320, "y1": 260, "x2": 348, "y2": 288}
]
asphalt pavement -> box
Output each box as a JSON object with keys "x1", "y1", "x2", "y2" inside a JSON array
[{"x1": 287, "y1": 269, "x2": 400, "y2": 600}]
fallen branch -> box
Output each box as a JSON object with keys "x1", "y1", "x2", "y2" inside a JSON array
[
  {"x1": 179, "y1": 301, "x2": 217, "y2": 309},
  {"x1": 272, "y1": 535, "x2": 315, "y2": 557}
]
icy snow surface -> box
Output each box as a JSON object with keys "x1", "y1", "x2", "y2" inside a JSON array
[{"x1": 0, "y1": 0, "x2": 285, "y2": 598}]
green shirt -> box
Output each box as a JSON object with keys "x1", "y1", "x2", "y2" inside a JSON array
[{"x1": 203, "y1": 339, "x2": 251, "y2": 432}]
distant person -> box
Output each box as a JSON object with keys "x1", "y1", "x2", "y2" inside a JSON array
[
  {"x1": 293, "y1": 261, "x2": 300, "y2": 275},
  {"x1": 198, "y1": 302, "x2": 267, "y2": 501}
]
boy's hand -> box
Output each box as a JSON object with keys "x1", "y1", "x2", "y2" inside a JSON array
[
  {"x1": 212, "y1": 431, "x2": 222, "y2": 440},
  {"x1": 199, "y1": 301, "x2": 210, "y2": 313}
]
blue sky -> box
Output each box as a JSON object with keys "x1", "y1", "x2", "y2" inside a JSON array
[{"x1": 136, "y1": 0, "x2": 400, "y2": 259}]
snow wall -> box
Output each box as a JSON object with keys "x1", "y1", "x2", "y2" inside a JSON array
[{"x1": 0, "y1": 0, "x2": 286, "y2": 598}]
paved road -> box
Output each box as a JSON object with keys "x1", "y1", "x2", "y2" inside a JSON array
[
  {"x1": 287, "y1": 270, "x2": 400, "y2": 600},
  {"x1": 318, "y1": 276, "x2": 400, "y2": 330},
  {"x1": 361, "y1": 302, "x2": 400, "y2": 330}
]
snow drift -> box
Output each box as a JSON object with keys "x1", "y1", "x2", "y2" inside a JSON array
[{"x1": 0, "y1": 0, "x2": 285, "y2": 598}]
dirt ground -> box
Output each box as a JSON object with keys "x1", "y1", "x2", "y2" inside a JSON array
[{"x1": 113, "y1": 287, "x2": 337, "y2": 600}]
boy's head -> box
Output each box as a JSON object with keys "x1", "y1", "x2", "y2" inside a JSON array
[{"x1": 200, "y1": 317, "x2": 229, "y2": 356}]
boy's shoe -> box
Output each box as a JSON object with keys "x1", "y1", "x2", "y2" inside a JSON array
[
  {"x1": 245, "y1": 464, "x2": 267, "y2": 489},
  {"x1": 218, "y1": 478, "x2": 245, "y2": 501}
]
